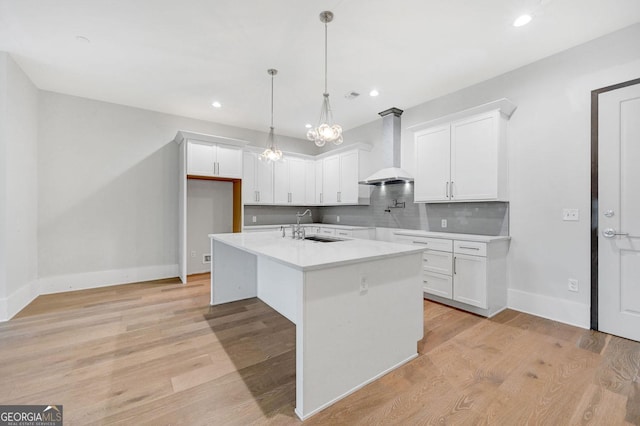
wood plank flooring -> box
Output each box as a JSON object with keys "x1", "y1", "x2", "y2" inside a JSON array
[{"x1": 1, "y1": 275, "x2": 639, "y2": 425}]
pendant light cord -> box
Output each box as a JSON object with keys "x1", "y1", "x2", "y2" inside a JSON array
[
  {"x1": 324, "y1": 21, "x2": 328, "y2": 95},
  {"x1": 270, "y1": 72, "x2": 274, "y2": 128}
]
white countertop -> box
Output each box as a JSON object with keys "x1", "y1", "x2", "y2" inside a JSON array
[
  {"x1": 391, "y1": 229, "x2": 511, "y2": 243},
  {"x1": 209, "y1": 232, "x2": 424, "y2": 271},
  {"x1": 243, "y1": 223, "x2": 376, "y2": 231}
]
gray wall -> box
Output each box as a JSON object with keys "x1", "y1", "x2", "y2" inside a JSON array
[
  {"x1": 0, "y1": 53, "x2": 39, "y2": 320},
  {"x1": 187, "y1": 180, "x2": 233, "y2": 275}
]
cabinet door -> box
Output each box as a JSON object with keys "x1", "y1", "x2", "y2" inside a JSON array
[
  {"x1": 315, "y1": 159, "x2": 324, "y2": 204},
  {"x1": 255, "y1": 156, "x2": 274, "y2": 204},
  {"x1": 305, "y1": 160, "x2": 316, "y2": 205},
  {"x1": 216, "y1": 144, "x2": 243, "y2": 178},
  {"x1": 242, "y1": 152, "x2": 257, "y2": 203},
  {"x1": 289, "y1": 158, "x2": 306, "y2": 205},
  {"x1": 414, "y1": 125, "x2": 451, "y2": 202},
  {"x1": 423, "y1": 272, "x2": 453, "y2": 299},
  {"x1": 339, "y1": 151, "x2": 359, "y2": 203},
  {"x1": 273, "y1": 160, "x2": 290, "y2": 204},
  {"x1": 453, "y1": 254, "x2": 487, "y2": 308},
  {"x1": 322, "y1": 155, "x2": 340, "y2": 204},
  {"x1": 187, "y1": 141, "x2": 215, "y2": 176},
  {"x1": 451, "y1": 111, "x2": 499, "y2": 200}
]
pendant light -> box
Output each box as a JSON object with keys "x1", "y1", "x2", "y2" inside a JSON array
[
  {"x1": 306, "y1": 11, "x2": 343, "y2": 147},
  {"x1": 260, "y1": 68, "x2": 283, "y2": 162}
]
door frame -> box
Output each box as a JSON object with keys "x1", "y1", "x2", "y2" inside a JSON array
[{"x1": 590, "y1": 77, "x2": 640, "y2": 330}]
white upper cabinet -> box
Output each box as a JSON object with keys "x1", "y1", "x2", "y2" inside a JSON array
[
  {"x1": 414, "y1": 124, "x2": 451, "y2": 202},
  {"x1": 322, "y1": 155, "x2": 341, "y2": 204},
  {"x1": 321, "y1": 150, "x2": 363, "y2": 205},
  {"x1": 305, "y1": 160, "x2": 316, "y2": 205},
  {"x1": 414, "y1": 109, "x2": 508, "y2": 203},
  {"x1": 187, "y1": 140, "x2": 243, "y2": 179},
  {"x1": 274, "y1": 157, "x2": 306, "y2": 205},
  {"x1": 242, "y1": 151, "x2": 273, "y2": 204},
  {"x1": 411, "y1": 99, "x2": 515, "y2": 203},
  {"x1": 315, "y1": 159, "x2": 324, "y2": 204}
]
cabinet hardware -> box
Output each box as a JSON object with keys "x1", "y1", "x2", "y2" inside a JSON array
[
  {"x1": 453, "y1": 256, "x2": 457, "y2": 274},
  {"x1": 412, "y1": 241, "x2": 429, "y2": 245},
  {"x1": 320, "y1": 193, "x2": 323, "y2": 204},
  {"x1": 337, "y1": 191, "x2": 341, "y2": 202},
  {"x1": 459, "y1": 246, "x2": 480, "y2": 250},
  {"x1": 446, "y1": 182, "x2": 449, "y2": 198},
  {"x1": 451, "y1": 181, "x2": 454, "y2": 198},
  {"x1": 257, "y1": 191, "x2": 260, "y2": 202},
  {"x1": 602, "y1": 228, "x2": 637, "y2": 238}
]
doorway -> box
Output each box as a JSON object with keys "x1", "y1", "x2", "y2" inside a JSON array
[{"x1": 591, "y1": 78, "x2": 640, "y2": 341}]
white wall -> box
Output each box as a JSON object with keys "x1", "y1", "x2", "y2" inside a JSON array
[
  {"x1": 336, "y1": 24, "x2": 640, "y2": 328},
  {"x1": 36, "y1": 91, "x2": 315, "y2": 294},
  {"x1": 187, "y1": 179, "x2": 233, "y2": 275},
  {"x1": 0, "y1": 53, "x2": 39, "y2": 320}
]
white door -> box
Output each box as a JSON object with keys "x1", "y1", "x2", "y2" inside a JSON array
[
  {"x1": 289, "y1": 158, "x2": 306, "y2": 205},
  {"x1": 414, "y1": 124, "x2": 451, "y2": 202},
  {"x1": 273, "y1": 160, "x2": 290, "y2": 204},
  {"x1": 322, "y1": 155, "x2": 340, "y2": 204},
  {"x1": 215, "y1": 144, "x2": 243, "y2": 178},
  {"x1": 255, "y1": 156, "x2": 274, "y2": 204},
  {"x1": 187, "y1": 141, "x2": 215, "y2": 176},
  {"x1": 451, "y1": 111, "x2": 498, "y2": 200},
  {"x1": 339, "y1": 151, "x2": 359, "y2": 203},
  {"x1": 599, "y1": 82, "x2": 640, "y2": 341},
  {"x1": 453, "y1": 254, "x2": 487, "y2": 309}
]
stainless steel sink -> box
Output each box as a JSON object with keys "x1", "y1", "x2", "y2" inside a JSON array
[{"x1": 304, "y1": 235, "x2": 346, "y2": 243}]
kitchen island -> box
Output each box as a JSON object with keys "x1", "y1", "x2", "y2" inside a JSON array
[{"x1": 209, "y1": 232, "x2": 424, "y2": 420}]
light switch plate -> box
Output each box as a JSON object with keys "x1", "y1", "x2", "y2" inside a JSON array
[{"x1": 562, "y1": 209, "x2": 579, "y2": 221}]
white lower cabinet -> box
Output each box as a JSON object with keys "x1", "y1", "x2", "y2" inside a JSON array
[{"x1": 394, "y1": 232, "x2": 508, "y2": 317}]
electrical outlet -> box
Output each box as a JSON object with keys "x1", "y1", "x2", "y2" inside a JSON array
[
  {"x1": 337, "y1": 215, "x2": 340, "y2": 223},
  {"x1": 359, "y1": 276, "x2": 368, "y2": 295},
  {"x1": 191, "y1": 250, "x2": 196, "y2": 258},
  {"x1": 252, "y1": 216, "x2": 257, "y2": 223},
  {"x1": 563, "y1": 209, "x2": 579, "y2": 221},
  {"x1": 441, "y1": 219, "x2": 447, "y2": 228},
  {"x1": 203, "y1": 254, "x2": 211, "y2": 263},
  {"x1": 568, "y1": 279, "x2": 578, "y2": 292}
]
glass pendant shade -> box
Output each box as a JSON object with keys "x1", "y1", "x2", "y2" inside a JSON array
[
  {"x1": 306, "y1": 11, "x2": 343, "y2": 147},
  {"x1": 260, "y1": 126, "x2": 282, "y2": 162},
  {"x1": 260, "y1": 69, "x2": 283, "y2": 162}
]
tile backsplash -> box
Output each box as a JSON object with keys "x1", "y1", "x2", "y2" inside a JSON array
[{"x1": 244, "y1": 184, "x2": 508, "y2": 236}]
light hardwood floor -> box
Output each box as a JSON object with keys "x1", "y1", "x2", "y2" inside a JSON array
[{"x1": 1, "y1": 274, "x2": 639, "y2": 425}]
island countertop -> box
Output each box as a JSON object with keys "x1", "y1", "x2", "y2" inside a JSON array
[{"x1": 209, "y1": 232, "x2": 425, "y2": 272}]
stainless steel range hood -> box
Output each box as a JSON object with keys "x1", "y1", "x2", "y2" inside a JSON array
[{"x1": 359, "y1": 107, "x2": 414, "y2": 186}]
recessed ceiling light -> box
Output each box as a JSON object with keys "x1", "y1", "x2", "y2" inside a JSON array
[
  {"x1": 211, "y1": 101, "x2": 222, "y2": 108},
  {"x1": 369, "y1": 89, "x2": 379, "y2": 97},
  {"x1": 513, "y1": 14, "x2": 532, "y2": 27},
  {"x1": 305, "y1": 124, "x2": 313, "y2": 129}
]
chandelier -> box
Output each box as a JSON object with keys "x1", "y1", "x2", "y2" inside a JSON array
[
  {"x1": 306, "y1": 11, "x2": 343, "y2": 147},
  {"x1": 260, "y1": 68, "x2": 283, "y2": 162}
]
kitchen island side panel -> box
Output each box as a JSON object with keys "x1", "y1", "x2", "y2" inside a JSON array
[
  {"x1": 295, "y1": 252, "x2": 423, "y2": 419},
  {"x1": 210, "y1": 239, "x2": 257, "y2": 305}
]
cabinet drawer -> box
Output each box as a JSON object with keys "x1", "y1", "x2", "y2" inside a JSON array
[
  {"x1": 423, "y1": 250, "x2": 453, "y2": 275},
  {"x1": 454, "y1": 240, "x2": 487, "y2": 256},
  {"x1": 423, "y1": 272, "x2": 453, "y2": 299},
  {"x1": 335, "y1": 229, "x2": 353, "y2": 237},
  {"x1": 394, "y1": 234, "x2": 453, "y2": 252}
]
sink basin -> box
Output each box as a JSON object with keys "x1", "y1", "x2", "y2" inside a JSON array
[{"x1": 304, "y1": 235, "x2": 346, "y2": 243}]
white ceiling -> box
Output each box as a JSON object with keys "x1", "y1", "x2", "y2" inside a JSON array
[{"x1": 1, "y1": 0, "x2": 639, "y2": 139}]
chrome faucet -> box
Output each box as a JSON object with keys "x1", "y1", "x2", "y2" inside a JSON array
[{"x1": 292, "y1": 209, "x2": 312, "y2": 239}]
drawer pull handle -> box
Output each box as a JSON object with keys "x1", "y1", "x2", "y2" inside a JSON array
[
  {"x1": 459, "y1": 246, "x2": 480, "y2": 250},
  {"x1": 413, "y1": 241, "x2": 429, "y2": 245}
]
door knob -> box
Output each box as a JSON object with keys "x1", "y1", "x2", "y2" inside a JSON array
[{"x1": 602, "y1": 228, "x2": 629, "y2": 238}]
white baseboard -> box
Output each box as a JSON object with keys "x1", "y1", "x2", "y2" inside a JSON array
[
  {"x1": 38, "y1": 264, "x2": 180, "y2": 295},
  {"x1": 508, "y1": 288, "x2": 590, "y2": 329},
  {"x1": 0, "y1": 280, "x2": 40, "y2": 322}
]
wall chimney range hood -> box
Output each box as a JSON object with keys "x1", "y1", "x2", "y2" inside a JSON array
[{"x1": 359, "y1": 107, "x2": 413, "y2": 186}]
